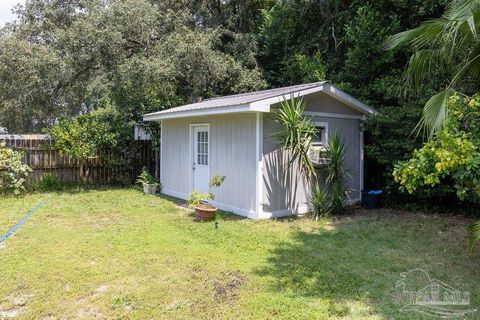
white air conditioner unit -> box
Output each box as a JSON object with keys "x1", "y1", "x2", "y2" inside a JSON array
[{"x1": 308, "y1": 145, "x2": 330, "y2": 167}]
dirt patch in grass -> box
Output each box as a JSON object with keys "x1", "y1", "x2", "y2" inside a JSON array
[
  {"x1": 190, "y1": 267, "x2": 247, "y2": 303},
  {"x1": 93, "y1": 216, "x2": 119, "y2": 229},
  {"x1": 0, "y1": 308, "x2": 23, "y2": 318},
  {"x1": 0, "y1": 292, "x2": 32, "y2": 319},
  {"x1": 212, "y1": 271, "x2": 247, "y2": 302},
  {"x1": 75, "y1": 305, "x2": 105, "y2": 319},
  {"x1": 71, "y1": 294, "x2": 107, "y2": 319},
  {"x1": 9, "y1": 293, "x2": 31, "y2": 308},
  {"x1": 95, "y1": 284, "x2": 108, "y2": 294}
]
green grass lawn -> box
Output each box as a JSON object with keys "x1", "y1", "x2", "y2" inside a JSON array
[{"x1": 0, "y1": 188, "x2": 479, "y2": 319}]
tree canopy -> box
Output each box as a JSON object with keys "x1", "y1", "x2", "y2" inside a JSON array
[
  {"x1": 0, "y1": 0, "x2": 267, "y2": 132},
  {"x1": 0, "y1": 0, "x2": 458, "y2": 203}
]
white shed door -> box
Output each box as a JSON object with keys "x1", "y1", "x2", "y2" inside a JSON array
[{"x1": 192, "y1": 125, "x2": 210, "y2": 193}]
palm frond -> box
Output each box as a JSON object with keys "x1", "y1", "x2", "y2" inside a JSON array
[
  {"x1": 468, "y1": 219, "x2": 480, "y2": 254},
  {"x1": 415, "y1": 89, "x2": 455, "y2": 139},
  {"x1": 467, "y1": 15, "x2": 477, "y2": 39},
  {"x1": 384, "y1": 20, "x2": 446, "y2": 50},
  {"x1": 444, "y1": 0, "x2": 480, "y2": 23},
  {"x1": 385, "y1": 0, "x2": 480, "y2": 53},
  {"x1": 404, "y1": 49, "x2": 448, "y2": 91},
  {"x1": 437, "y1": 0, "x2": 480, "y2": 44},
  {"x1": 450, "y1": 45, "x2": 480, "y2": 87}
]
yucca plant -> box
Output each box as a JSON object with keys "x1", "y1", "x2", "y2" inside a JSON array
[
  {"x1": 325, "y1": 133, "x2": 351, "y2": 214},
  {"x1": 309, "y1": 183, "x2": 331, "y2": 219},
  {"x1": 385, "y1": 0, "x2": 480, "y2": 139},
  {"x1": 273, "y1": 96, "x2": 317, "y2": 177},
  {"x1": 308, "y1": 133, "x2": 351, "y2": 217}
]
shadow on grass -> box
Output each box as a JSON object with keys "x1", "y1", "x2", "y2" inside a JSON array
[
  {"x1": 255, "y1": 212, "x2": 480, "y2": 319},
  {"x1": 256, "y1": 226, "x2": 370, "y2": 297}
]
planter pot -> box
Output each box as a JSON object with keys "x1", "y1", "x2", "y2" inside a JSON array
[
  {"x1": 195, "y1": 204, "x2": 217, "y2": 221},
  {"x1": 143, "y1": 184, "x2": 158, "y2": 195}
]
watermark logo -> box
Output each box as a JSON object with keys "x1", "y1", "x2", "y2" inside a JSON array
[{"x1": 396, "y1": 269, "x2": 477, "y2": 318}]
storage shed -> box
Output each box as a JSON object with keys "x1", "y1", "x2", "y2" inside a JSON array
[{"x1": 144, "y1": 81, "x2": 375, "y2": 219}]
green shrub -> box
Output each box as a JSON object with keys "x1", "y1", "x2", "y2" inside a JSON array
[
  {"x1": 136, "y1": 167, "x2": 160, "y2": 186},
  {"x1": 38, "y1": 174, "x2": 62, "y2": 191},
  {"x1": 393, "y1": 95, "x2": 480, "y2": 202},
  {"x1": 209, "y1": 175, "x2": 226, "y2": 188},
  {"x1": 0, "y1": 141, "x2": 32, "y2": 195},
  {"x1": 47, "y1": 105, "x2": 134, "y2": 188}
]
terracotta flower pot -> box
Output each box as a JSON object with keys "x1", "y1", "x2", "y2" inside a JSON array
[
  {"x1": 143, "y1": 184, "x2": 158, "y2": 195},
  {"x1": 195, "y1": 203, "x2": 217, "y2": 221}
]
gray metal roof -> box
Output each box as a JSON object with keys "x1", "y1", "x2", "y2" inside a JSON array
[
  {"x1": 145, "y1": 81, "x2": 327, "y2": 117},
  {"x1": 143, "y1": 81, "x2": 376, "y2": 121}
]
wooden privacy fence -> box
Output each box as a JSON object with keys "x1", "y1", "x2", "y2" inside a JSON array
[{"x1": 1, "y1": 136, "x2": 159, "y2": 185}]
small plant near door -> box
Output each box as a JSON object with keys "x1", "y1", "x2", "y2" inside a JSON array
[
  {"x1": 137, "y1": 167, "x2": 161, "y2": 195},
  {"x1": 188, "y1": 175, "x2": 226, "y2": 221}
]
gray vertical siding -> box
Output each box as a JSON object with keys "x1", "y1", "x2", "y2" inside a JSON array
[
  {"x1": 304, "y1": 91, "x2": 364, "y2": 116},
  {"x1": 262, "y1": 92, "x2": 363, "y2": 216},
  {"x1": 262, "y1": 114, "x2": 311, "y2": 215},
  {"x1": 161, "y1": 113, "x2": 257, "y2": 216}
]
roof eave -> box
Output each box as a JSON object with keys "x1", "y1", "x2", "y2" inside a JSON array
[
  {"x1": 249, "y1": 84, "x2": 327, "y2": 109},
  {"x1": 321, "y1": 83, "x2": 376, "y2": 115},
  {"x1": 143, "y1": 82, "x2": 376, "y2": 121},
  {"x1": 143, "y1": 103, "x2": 269, "y2": 121},
  {"x1": 250, "y1": 83, "x2": 375, "y2": 115}
]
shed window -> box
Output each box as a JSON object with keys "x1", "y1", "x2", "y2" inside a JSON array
[
  {"x1": 311, "y1": 121, "x2": 328, "y2": 147},
  {"x1": 309, "y1": 121, "x2": 329, "y2": 166},
  {"x1": 197, "y1": 131, "x2": 208, "y2": 165},
  {"x1": 312, "y1": 126, "x2": 326, "y2": 146}
]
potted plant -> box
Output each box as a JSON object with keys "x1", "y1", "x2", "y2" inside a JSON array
[
  {"x1": 136, "y1": 167, "x2": 161, "y2": 195},
  {"x1": 188, "y1": 175, "x2": 225, "y2": 221}
]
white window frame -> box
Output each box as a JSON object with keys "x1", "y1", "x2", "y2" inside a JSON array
[
  {"x1": 308, "y1": 121, "x2": 329, "y2": 166},
  {"x1": 312, "y1": 121, "x2": 329, "y2": 147}
]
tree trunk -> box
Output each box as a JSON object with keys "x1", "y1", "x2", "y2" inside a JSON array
[{"x1": 80, "y1": 158, "x2": 89, "y2": 190}]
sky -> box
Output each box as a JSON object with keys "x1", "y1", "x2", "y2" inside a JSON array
[{"x1": 0, "y1": 0, "x2": 24, "y2": 26}]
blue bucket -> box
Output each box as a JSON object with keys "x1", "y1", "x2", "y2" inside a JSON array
[{"x1": 361, "y1": 189, "x2": 383, "y2": 209}]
